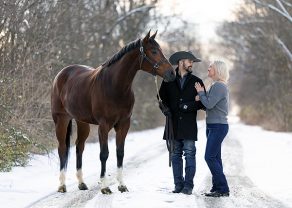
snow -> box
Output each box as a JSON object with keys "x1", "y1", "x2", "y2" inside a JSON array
[
  {"x1": 0, "y1": 117, "x2": 291, "y2": 208},
  {"x1": 234, "y1": 121, "x2": 292, "y2": 205}
]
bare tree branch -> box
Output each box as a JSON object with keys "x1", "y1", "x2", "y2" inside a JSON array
[
  {"x1": 281, "y1": 0, "x2": 292, "y2": 7},
  {"x1": 275, "y1": 35, "x2": 292, "y2": 62},
  {"x1": 106, "y1": 5, "x2": 155, "y2": 34},
  {"x1": 254, "y1": 0, "x2": 292, "y2": 23}
]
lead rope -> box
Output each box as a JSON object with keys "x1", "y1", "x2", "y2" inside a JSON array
[
  {"x1": 154, "y1": 76, "x2": 162, "y2": 102},
  {"x1": 154, "y1": 76, "x2": 173, "y2": 167}
]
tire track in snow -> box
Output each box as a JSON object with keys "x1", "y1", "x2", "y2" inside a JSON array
[{"x1": 26, "y1": 124, "x2": 290, "y2": 208}]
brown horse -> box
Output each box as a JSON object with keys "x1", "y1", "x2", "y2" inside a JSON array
[{"x1": 51, "y1": 31, "x2": 175, "y2": 194}]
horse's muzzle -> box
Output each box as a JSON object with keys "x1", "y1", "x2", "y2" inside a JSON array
[{"x1": 163, "y1": 69, "x2": 176, "y2": 82}]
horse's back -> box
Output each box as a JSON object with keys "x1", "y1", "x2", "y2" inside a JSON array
[{"x1": 53, "y1": 65, "x2": 95, "y2": 88}]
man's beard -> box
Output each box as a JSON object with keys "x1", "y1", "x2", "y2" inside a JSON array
[
  {"x1": 182, "y1": 63, "x2": 192, "y2": 73},
  {"x1": 186, "y1": 66, "x2": 192, "y2": 73}
]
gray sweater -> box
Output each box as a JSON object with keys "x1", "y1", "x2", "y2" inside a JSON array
[{"x1": 198, "y1": 82, "x2": 229, "y2": 124}]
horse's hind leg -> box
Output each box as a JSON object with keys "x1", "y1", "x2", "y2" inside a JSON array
[
  {"x1": 114, "y1": 119, "x2": 130, "y2": 193},
  {"x1": 76, "y1": 121, "x2": 90, "y2": 190},
  {"x1": 53, "y1": 115, "x2": 72, "y2": 193}
]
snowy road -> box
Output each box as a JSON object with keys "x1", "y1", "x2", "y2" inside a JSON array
[{"x1": 1, "y1": 118, "x2": 292, "y2": 208}]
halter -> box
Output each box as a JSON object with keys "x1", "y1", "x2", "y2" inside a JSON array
[
  {"x1": 139, "y1": 39, "x2": 165, "y2": 102},
  {"x1": 139, "y1": 39, "x2": 168, "y2": 77}
]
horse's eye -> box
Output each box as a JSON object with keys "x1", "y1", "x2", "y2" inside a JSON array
[{"x1": 151, "y1": 49, "x2": 158, "y2": 55}]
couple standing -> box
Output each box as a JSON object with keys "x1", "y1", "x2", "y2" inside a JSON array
[{"x1": 159, "y1": 51, "x2": 230, "y2": 197}]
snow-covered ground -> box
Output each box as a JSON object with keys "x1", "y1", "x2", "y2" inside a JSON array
[{"x1": 0, "y1": 117, "x2": 291, "y2": 208}]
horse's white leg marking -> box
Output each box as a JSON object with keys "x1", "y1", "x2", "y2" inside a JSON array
[
  {"x1": 100, "y1": 176, "x2": 109, "y2": 189},
  {"x1": 117, "y1": 167, "x2": 125, "y2": 186},
  {"x1": 76, "y1": 169, "x2": 84, "y2": 184},
  {"x1": 59, "y1": 169, "x2": 66, "y2": 186}
]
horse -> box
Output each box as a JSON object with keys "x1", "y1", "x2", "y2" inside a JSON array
[{"x1": 51, "y1": 31, "x2": 176, "y2": 194}]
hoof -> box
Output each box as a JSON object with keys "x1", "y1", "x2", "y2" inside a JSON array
[
  {"x1": 78, "y1": 182, "x2": 88, "y2": 190},
  {"x1": 101, "y1": 187, "x2": 112, "y2": 194},
  {"x1": 58, "y1": 185, "x2": 67, "y2": 193},
  {"x1": 118, "y1": 185, "x2": 129, "y2": 193}
]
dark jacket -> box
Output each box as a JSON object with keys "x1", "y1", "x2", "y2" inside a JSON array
[{"x1": 159, "y1": 68, "x2": 205, "y2": 140}]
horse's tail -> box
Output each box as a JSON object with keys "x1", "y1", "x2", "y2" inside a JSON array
[{"x1": 64, "y1": 120, "x2": 72, "y2": 170}]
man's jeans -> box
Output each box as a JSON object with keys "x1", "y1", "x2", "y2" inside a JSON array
[
  {"x1": 172, "y1": 139, "x2": 196, "y2": 190},
  {"x1": 205, "y1": 123, "x2": 229, "y2": 193}
]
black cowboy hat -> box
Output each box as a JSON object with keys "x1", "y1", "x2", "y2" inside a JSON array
[{"x1": 169, "y1": 51, "x2": 201, "y2": 65}]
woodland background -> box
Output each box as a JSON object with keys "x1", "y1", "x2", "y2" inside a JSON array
[{"x1": 0, "y1": 0, "x2": 291, "y2": 171}]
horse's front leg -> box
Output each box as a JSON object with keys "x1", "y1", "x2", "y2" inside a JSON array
[
  {"x1": 115, "y1": 119, "x2": 130, "y2": 193},
  {"x1": 98, "y1": 122, "x2": 111, "y2": 194},
  {"x1": 76, "y1": 121, "x2": 90, "y2": 190}
]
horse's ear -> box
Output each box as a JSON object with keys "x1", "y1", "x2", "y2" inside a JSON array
[
  {"x1": 143, "y1": 30, "x2": 151, "y2": 42},
  {"x1": 150, "y1": 30, "x2": 157, "y2": 40}
]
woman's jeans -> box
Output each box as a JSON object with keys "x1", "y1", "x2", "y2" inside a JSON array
[
  {"x1": 172, "y1": 139, "x2": 196, "y2": 190},
  {"x1": 205, "y1": 123, "x2": 229, "y2": 193}
]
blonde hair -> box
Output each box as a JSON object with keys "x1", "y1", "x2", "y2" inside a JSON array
[{"x1": 213, "y1": 60, "x2": 229, "y2": 83}]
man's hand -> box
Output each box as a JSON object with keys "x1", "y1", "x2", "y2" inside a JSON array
[{"x1": 159, "y1": 102, "x2": 172, "y2": 116}]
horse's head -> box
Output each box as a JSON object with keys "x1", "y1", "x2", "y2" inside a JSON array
[{"x1": 139, "y1": 31, "x2": 175, "y2": 82}]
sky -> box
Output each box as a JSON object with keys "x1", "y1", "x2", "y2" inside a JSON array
[
  {"x1": 0, "y1": 116, "x2": 292, "y2": 208},
  {"x1": 157, "y1": 0, "x2": 243, "y2": 43}
]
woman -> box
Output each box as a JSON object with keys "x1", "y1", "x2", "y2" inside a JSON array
[{"x1": 195, "y1": 60, "x2": 230, "y2": 197}]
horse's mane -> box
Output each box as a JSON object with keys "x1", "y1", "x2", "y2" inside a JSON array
[{"x1": 103, "y1": 39, "x2": 141, "y2": 67}]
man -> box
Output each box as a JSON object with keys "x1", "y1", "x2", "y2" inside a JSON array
[{"x1": 159, "y1": 51, "x2": 205, "y2": 195}]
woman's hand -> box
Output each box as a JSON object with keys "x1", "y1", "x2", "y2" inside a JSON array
[
  {"x1": 195, "y1": 95, "x2": 200, "y2": 101},
  {"x1": 195, "y1": 82, "x2": 204, "y2": 92}
]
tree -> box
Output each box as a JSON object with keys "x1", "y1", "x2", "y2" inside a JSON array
[{"x1": 216, "y1": 0, "x2": 292, "y2": 131}]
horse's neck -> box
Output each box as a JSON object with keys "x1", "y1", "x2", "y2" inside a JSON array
[{"x1": 106, "y1": 53, "x2": 140, "y2": 93}]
